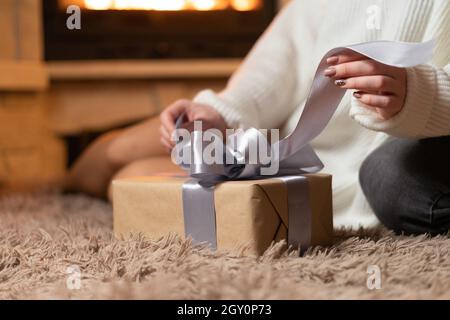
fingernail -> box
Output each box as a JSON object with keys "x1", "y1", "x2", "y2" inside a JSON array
[
  {"x1": 324, "y1": 67, "x2": 336, "y2": 77},
  {"x1": 353, "y1": 91, "x2": 363, "y2": 98},
  {"x1": 335, "y1": 79, "x2": 346, "y2": 87},
  {"x1": 327, "y1": 56, "x2": 339, "y2": 65}
]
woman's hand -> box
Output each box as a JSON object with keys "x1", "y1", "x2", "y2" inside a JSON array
[
  {"x1": 325, "y1": 52, "x2": 407, "y2": 120},
  {"x1": 159, "y1": 99, "x2": 227, "y2": 152}
]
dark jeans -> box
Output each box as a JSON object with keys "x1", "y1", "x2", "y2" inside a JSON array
[{"x1": 359, "y1": 136, "x2": 450, "y2": 235}]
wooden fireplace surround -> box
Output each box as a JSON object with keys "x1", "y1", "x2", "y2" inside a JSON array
[{"x1": 0, "y1": 0, "x2": 287, "y2": 189}]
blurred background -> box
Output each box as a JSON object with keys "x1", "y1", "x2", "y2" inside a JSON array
[{"x1": 0, "y1": 0, "x2": 288, "y2": 192}]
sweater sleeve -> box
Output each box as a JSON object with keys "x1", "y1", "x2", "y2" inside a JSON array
[
  {"x1": 349, "y1": 63, "x2": 450, "y2": 138},
  {"x1": 193, "y1": 1, "x2": 301, "y2": 130}
]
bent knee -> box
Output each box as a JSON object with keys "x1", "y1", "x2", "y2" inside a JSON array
[
  {"x1": 108, "y1": 157, "x2": 180, "y2": 200},
  {"x1": 108, "y1": 159, "x2": 152, "y2": 201},
  {"x1": 106, "y1": 132, "x2": 132, "y2": 168},
  {"x1": 359, "y1": 139, "x2": 450, "y2": 235}
]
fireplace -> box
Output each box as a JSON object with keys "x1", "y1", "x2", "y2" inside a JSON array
[{"x1": 43, "y1": 0, "x2": 276, "y2": 60}]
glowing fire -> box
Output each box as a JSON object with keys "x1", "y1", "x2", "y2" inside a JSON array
[{"x1": 80, "y1": 0, "x2": 261, "y2": 11}]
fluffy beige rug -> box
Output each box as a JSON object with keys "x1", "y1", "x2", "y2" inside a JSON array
[{"x1": 0, "y1": 191, "x2": 449, "y2": 300}]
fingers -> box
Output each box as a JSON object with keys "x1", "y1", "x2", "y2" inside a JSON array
[
  {"x1": 160, "y1": 138, "x2": 172, "y2": 154},
  {"x1": 159, "y1": 120, "x2": 194, "y2": 153},
  {"x1": 326, "y1": 51, "x2": 366, "y2": 65},
  {"x1": 325, "y1": 56, "x2": 406, "y2": 96},
  {"x1": 159, "y1": 99, "x2": 228, "y2": 152},
  {"x1": 160, "y1": 99, "x2": 191, "y2": 134},
  {"x1": 326, "y1": 55, "x2": 408, "y2": 121},
  {"x1": 325, "y1": 59, "x2": 393, "y2": 79},
  {"x1": 353, "y1": 91, "x2": 403, "y2": 120},
  {"x1": 325, "y1": 59, "x2": 406, "y2": 81},
  {"x1": 159, "y1": 126, "x2": 174, "y2": 154},
  {"x1": 186, "y1": 104, "x2": 213, "y2": 123},
  {"x1": 334, "y1": 75, "x2": 401, "y2": 95},
  {"x1": 159, "y1": 99, "x2": 192, "y2": 152},
  {"x1": 353, "y1": 91, "x2": 397, "y2": 108}
]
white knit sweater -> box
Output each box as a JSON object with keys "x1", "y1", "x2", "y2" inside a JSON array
[{"x1": 194, "y1": 0, "x2": 450, "y2": 228}]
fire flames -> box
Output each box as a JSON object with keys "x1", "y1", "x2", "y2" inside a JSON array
[{"x1": 79, "y1": 0, "x2": 262, "y2": 11}]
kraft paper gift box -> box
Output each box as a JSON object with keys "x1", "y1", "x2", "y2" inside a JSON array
[{"x1": 113, "y1": 173, "x2": 333, "y2": 256}]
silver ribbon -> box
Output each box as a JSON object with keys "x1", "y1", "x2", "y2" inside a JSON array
[{"x1": 176, "y1": 40, "x2": 435, "y2": 253}]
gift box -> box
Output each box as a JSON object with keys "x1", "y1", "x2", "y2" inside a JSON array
[{"x1": 113, "y1": 173, "x2": 333, "y2": 256}]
